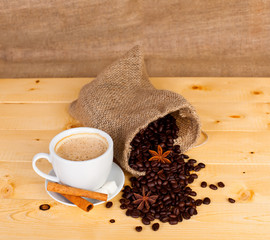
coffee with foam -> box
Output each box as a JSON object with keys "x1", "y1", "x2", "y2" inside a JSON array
[{"x1": 55, "y1": 133, "x2": 108, "y2": 161}]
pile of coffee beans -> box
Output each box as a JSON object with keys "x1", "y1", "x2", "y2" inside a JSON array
[
  {"x1": 129, "y1": 114, "x2": 180, "y2": 172},
  {"x1": 120, "y1": 114, "x2": 208, "y2": 229}
]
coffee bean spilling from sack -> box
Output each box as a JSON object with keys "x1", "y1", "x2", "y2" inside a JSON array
[
  {"x1": 129, "y1": 114, "x2": 180, "y2": 172},
  {"x1": 120, "y1": 114, "x2": 208, "y2": 226}
]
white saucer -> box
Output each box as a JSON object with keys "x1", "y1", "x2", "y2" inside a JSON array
[{"x1": 45, "y1": 162, "x2": 125, "y2": 206}]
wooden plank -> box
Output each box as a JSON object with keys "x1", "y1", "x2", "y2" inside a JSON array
[
  {"x1": 0, "y1": 102, "x2": 269, "y2": 131},
  {"x1": 0, "y1": 162, "x2": 269, "y2": 239},
  {"x1": 0, "y1": 78, "x2": 270, "y2": 103},
  {"x1": 0, "y1": 199, "x2": 269, "y2": 240},
  {"x1": 1, "y1": 130, "x2": 270, "y2": 164},
  {"x1": 0, "y1": 161, "x2": 268, "y2": 202}
]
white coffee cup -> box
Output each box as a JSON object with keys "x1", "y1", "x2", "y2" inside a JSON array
[{"x1": 32, "y1": 127, "x2": 113, "y2": 190}]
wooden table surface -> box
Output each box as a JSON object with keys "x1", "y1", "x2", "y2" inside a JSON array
[{"x1": 0, "y1": 77, "x2": 270, "y2": 240}]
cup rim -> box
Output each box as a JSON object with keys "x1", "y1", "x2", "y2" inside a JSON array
[{"x1": 49, "y1": 127, "x2": 113, "y2": 164}]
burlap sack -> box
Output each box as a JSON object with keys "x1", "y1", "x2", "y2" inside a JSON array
[{"x1": 69, "y1": 45, "x2": 201, "y2": 176}]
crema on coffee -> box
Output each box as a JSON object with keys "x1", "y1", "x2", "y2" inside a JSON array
[{"x1": 55, "y1": 133, "x2": 108, "y2": 161}]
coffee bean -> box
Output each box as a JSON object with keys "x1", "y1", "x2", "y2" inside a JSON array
[
  {"x1": 131, "y1": 209, "x2": 140, "y2": 218},
  {"x1": 190, "y1": 173, "x2": 198, "y2": 179},
  {"x1": 160, "y1": 216, "x2": 169, "y2": 222},
  {"x1": 142, "y1": 217, "x2": 151, "y2": 225},
  {"x1": 195, "y1": 199, "x2": 203, "y2": 206},
  {"x1": 188, "y1": 208, "x2": 196, "y2": 216},
  {"x1": 126, "y1": 209, "x2": 132, "y2": 216},
  {"x1": 109, "y1": 219, "x2": 115, "y2": 223},
  {"x1": 146, "y1": 213, "x2": 155, "y2": 221},
  {"x1": 203, "y1": 197, "x2": 211, "y2": 205},
  {"x1": 106, "y1": 201, "x2": 113, "y2": 208},
  {"x1": 228, "y1": 198, "x2": 235, "y2": 203},
  {"x1": 135, "y1": 226, "x2": 142, "y2": 232},
  {"x1": 198, "y1": 163, "x2": 205, "y2": 168},
  {"x1": 189, "y1": 191, "x2": 197, "y2": 196},
  {"x1": 152, "y1": 223, "x2": 160, "y2": 231},
  {"x1": 169, "y1": 219, "x2": 178, "y2": 225},
  {"x1": 182, "y1": 212, "x2": 191, "y2": 220},
  {"x1": 39, "y1": 204, "x2": 50, "y2": 211},
  {"x1": 194, "y1": 166, "x2": 201, "y2": 172},
  {"x1": 120, "y1": 204, "x2": 127, "y2": 209},
  {"x1": 200, "y1": 181, "x2": 207, "y2": 188},
  {"x1": 217, "y1": 182, "x2": 225, "y2": 188},
  {"x1": 209, "y1": 184, "x2": 218, "y2": 190}
]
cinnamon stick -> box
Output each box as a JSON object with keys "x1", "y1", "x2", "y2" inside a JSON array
[
  {"x1": 62, "y1": 194, "x2": 94, "y2": 212},
  {"x1": 47, "y1": 182, "x2": 108, "y2": 201}
]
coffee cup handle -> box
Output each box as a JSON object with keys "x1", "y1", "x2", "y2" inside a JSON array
[{"x1": 32, "y1": 153, "x2": 59, "y2": 182}]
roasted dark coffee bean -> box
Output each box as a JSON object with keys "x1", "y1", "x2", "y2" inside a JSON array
[
  {"x1": 146, "y1": 213, "x2": 155, "y2": 221},
  {"x1": 195, "y1": 199, "x2": 203, "y2": 206},
  {"x1": 126, "y1": 209, "x2": 132, "y2": 216},
  {"x1": 106, "y1": 201, "x2": 113, "y2": 208},
  {"x1": 188, "y1": 159, "x2": 197, "y2": 164},
  {"x1": 182, "y1": 212, "x2": 191, "y2": 220},
  {"x1": 201, "y1": 181, "x2": 207, "y2": 188},
  {"x1": 187, "y1": 177, "x2": 194, "y2": 184},
  {"x1": 209, "y1": 184, "x2": 218, "y2": 190},
  {"x1": 119, "y1": 199, "x2": 125, "y2": 204},
  {"x1": 109, "y1": 219, "x2": 115, "y2": 223},
  {"x1": 190, "y1": 173, "x2": 198, "y2": 179},
  {"x1": 189, "y1": 191, "x2": 197, "y2": 196},
  {"x1": 194, "y1": 166, "x2": 201, "y2": 172},
  {"x1": 154, "y1": 213, "x2": 160, "y2": 219},
  {"x1": 198, "y1": 163, "x2": 205, "y2": 168},
  {"x1": 160, "y1": 216, "x2": 169, "y2": 223},
  {"x1": 182, "y1": 154, "x2": 189, "y2": 159},
  {"x1": 142, "y1": 217, "x2": 151, "y2": 225},
  {"x1": 179, "y1": 201, "x2": 185, "y2": 207},
  {"x1": 218, "y1": 182, "x2": 225, "y2": 188},
  {"x1": 228, "y1": 198, "x2": 236, "y2": 203},
  {"x1": 188, "y1": 208, "x2": 196, "y2": 216},
  {"x1": 152, "y1": 223, "x2": 160, "y2": 231},
  {"x1": 169, "y1": 219, "x2": 178, "y2": 225},
  {"x1": 135, "y1": 226, "x2": 142, "y2": 232},
  {"x1": 131, "y1": 209, "x2": 140, "y2": 218},
  {"x1": 120, "y1": 204, "x2": 127, "y2": 209},
  {"x1": 39, "y1": 204, "x2": 50, "y2": 211},
  {"x1": 203, "y1": 197, "x2": 211, "y2": 205}
]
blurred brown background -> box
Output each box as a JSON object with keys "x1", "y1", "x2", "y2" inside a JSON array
[{"x1": 1, "y1": 0, "x2": 270, "y2": 78}]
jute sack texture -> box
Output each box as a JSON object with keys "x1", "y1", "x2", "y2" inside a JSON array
[{"x1": 69, "y1": 45, "x2": 201, "y2": 176}]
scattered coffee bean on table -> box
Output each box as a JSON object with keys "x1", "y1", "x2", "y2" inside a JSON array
[
  {"x1": 106, "y1": 202, "x2": 113, "y2": 208},
  {"x1": 152, "y1": 223, "x2": 160, "y2": 231},
  {"x1": 135, "y1": 226, "x2": 143, "y2": 232},
  {"x1": 109, "y1": 219, "x2": 115, "y2": 223},
  {"x1": 39, "y1": 204, "x2": 50, "y2": 211},
  {"x1": 201, "y1": 181, "x2": 207, "y2": 188},
  {"x1": 217, "y1": 182, "x2": 225, "y2": 188},
  {"x1": 195, "y1": 199, "x2": 203, "y2": 206},
  {"x1": 106, "y1": 201, "x2": 113, "y2": 208},
  {"x1": 203, "y1": 197, "x2": 211, "y2": 205},
  {"x1": 228, "y1": 198, "x2": 236, "y2": 203},
  {"x1": 209, "y1": 184, "x2": 218, "y2": 190}
]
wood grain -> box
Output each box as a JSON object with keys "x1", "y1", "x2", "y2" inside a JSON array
[
  {"x1": 1, "y1": 130, "x2": 270, "y2": 164},
  {"x1": 0, "y1": 199, "x2": 269, "y2": 240},
  {"x1": 0, "y1": 77, "x2": 269, "y2": 239},
  {"x1": 0, "y1": 78, "x2": 270, "y2": 103},
  {"x1": 0, "y1": 102, "x2": 269, "y2": 131},
  {"x1": 0, "y1": 160, "x2": 268, "y2": 203},
  {"x1": 2, "y1": 1, "x2": 270, "y2": 78}
]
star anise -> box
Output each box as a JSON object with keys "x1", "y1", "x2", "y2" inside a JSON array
[
  {"x1": 148, "y1": 145, "x2": 172, "y2": 164},
  {"x1": 133, "y1": 187, "x2": 158, "y2": 210}
]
